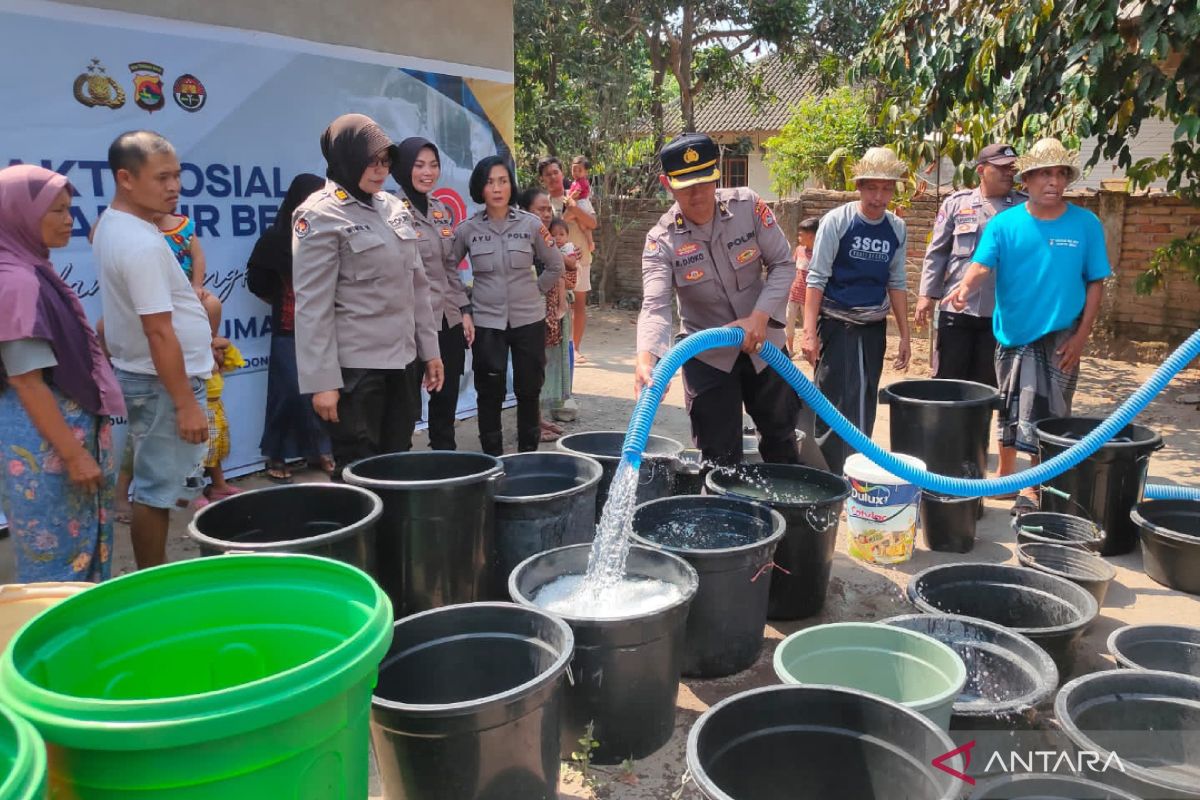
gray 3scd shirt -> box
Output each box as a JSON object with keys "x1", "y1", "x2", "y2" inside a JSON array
[{"x1": 450, "y1": 208, "x2": 564, "y2": 331}]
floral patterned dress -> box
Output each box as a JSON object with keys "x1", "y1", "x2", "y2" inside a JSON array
[{"x1": 0, "y1": 386, "x2": 114, "y2": 582}]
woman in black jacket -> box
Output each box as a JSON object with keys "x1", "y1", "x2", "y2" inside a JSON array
[{"x1": 246, "y1": 172, "x2": 332, "y2": 481}]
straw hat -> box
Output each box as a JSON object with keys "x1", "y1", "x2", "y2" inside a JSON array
[
  {"x1": 1014, "y1": 138, "x2": 1080, "y2": 183},
  {"x1": 852, "y1": 147, "x2": 908, "y2": 183}
]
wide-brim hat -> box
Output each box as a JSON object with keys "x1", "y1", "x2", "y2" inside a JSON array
[
  {"x1": 852, "y1": 147, "x2": 907, "y2": 183},
  {"x1": 1014, "y1": 138, "x2": 1080, "y2": 183}
]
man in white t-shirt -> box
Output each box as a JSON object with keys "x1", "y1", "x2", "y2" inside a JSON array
[
  {"x1": 93, "y1": 130, "x2": 212, "y2": 569},
  {"x1": 538, "y1": 156, "x2": 597, "y2": 363}
]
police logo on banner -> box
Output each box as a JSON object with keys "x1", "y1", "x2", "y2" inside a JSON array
[
  {"x1": 172, "y1": 73, "x2": 207, "y2": 112},
  {"x1": 128, "y1": 61, "x2": 165, "y2": 112},
  {"x1": 72, "y1": 58, "x2": 125, "y2": 109}
]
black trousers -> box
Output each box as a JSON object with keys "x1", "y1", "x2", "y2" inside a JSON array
[
  {"x1": 425, "y1": 318, "x2": 468, "y2": 450},
  {"x1": 325, "y1": 364, "x2": 421, "y2": 481},
  {"x1": 683, "y1": 353, "x2": 802, "y2": 467},
  {"x1": 814, "y1": 316, "x2": 887, "y2": 476},
  {"x1": 935, "y1": 311, "x2": 998, "y2": 387},
  {"x1": 473, "y1": 321, "x2": 546, "y2": 456}
]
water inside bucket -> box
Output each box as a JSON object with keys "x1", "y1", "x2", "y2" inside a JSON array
[
  {"x1": 222, "y1": 520, "x2": 343, "y2": 544},
  {"x1": 532, "y1": 574, "x2": 681, "y2": 618},
  {"x1": 955, "y1": 643, "x2": 1040, "y2": 704},
  {"x1": 716, "y1": 470, "x2": 840, "y2": 504},
  {"x1": 647, "y1": 510, "x2": 768, "y2": 550}
]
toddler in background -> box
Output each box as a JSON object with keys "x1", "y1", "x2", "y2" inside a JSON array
[
  {"x1": 568, "y1": 156, "x2": 596, "y2": 254},
  {"x1": 550, "y1": 216, "x2": 579, "y2": 263}
]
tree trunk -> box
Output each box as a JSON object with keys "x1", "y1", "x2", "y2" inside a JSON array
[{"x1": 676, "y1": 3, "x2": 696, "y2": 132}]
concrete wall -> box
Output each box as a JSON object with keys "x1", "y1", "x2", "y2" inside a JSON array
[
  {"x1": 600, "y1": 190, "x2": 1200, "y2": 361},
  {"x1": 56, "y1": 0, "x2": 514, "y2": 73}
]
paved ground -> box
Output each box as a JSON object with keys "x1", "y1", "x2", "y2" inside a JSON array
[{"x1": 4, "y1": 308, "x2": 1196, "y2": 798}]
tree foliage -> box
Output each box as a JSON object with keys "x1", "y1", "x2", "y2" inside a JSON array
[
  {"x1": 764, "y1": 88, "x2": 885, "y2": 194},
  {"x1": 856, "y1": 0, "x2": 1200, "y2": 289}
]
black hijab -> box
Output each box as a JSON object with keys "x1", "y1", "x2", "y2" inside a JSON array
[
  {"x1": 274, "y1": 173, "x2": 325, "y2": 237},
  {"x1": 393, "y1": 137, "x2": 439, "y2": 218},
  {"x1": 319, "y1": 113, "x2": 396, "y2": 205},
  {"x1": 245, "y1": 172, "x2": 323, "y2": 302}
]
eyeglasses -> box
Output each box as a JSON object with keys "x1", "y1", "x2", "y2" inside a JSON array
[{"x1": 368, "y1": 156, "x2": 392, "y2": 169}]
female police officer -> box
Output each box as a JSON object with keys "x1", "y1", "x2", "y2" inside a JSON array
[
  {"x1": 393, "y1": 137, "x2": 473, "y2": 451},
  {"x1": 292, "y1": 113, "x2": 443, "y2": 478},
  {"x1": 450, "y1": 156, "x2": 563, "y2": 455}
]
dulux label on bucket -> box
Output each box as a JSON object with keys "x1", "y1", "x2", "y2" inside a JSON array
[
  {"x1": 849, "y1": 478, "x2": 920, "y2": 508},
  {"x1": 846, "y1": 477, "x2": 921, "y2": 565}
]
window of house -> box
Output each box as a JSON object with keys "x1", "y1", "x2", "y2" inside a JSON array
[{"x1": 721, "y1": 155, "x2": 749, "y2": 188}]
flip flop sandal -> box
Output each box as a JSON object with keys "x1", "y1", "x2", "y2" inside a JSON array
[
  {"x1": 265, "y1": 462, "x2": 292, "y2": 484},
  {"x1": 1010, "y1": 495, "x2": 1039, "y2": 517}
]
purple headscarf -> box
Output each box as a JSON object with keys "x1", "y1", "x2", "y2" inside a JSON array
[{"x1": 0, "y1": 164, "x2": 124, "y2": 417}]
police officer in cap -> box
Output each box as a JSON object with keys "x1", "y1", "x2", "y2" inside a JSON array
[
  {"x1": 917, "y1": 142, "x2": 1026, "y2": 386},
  {"x1": 637, "y1": 132, "x2": 806, "y2": 466}
]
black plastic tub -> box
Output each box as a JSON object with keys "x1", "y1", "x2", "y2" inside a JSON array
[
  {"x1": 1056, "y1": 669, "x2": 1200, "y2": 800},
  {"x1": 880, "y1": 378, "x2": 999, "y2": 480},
  {"x1": 882, "y1": 613, "x2": 1058, "y2": 730},
  {"x1": 705, "y1": 464, "x2": 851, "y2": 620},
  {"x1": 1107, "y1": 624, "x2": 1200, "y2": 677},
  {"x1": 1014, "y1": 511, "x2": 1104, "y2": 550},
  {"x1": 187, "y1": 483, "x2": 381, "y2": 574},
  {"x1": 1017, "y1": 543, "x2": 1118, "y2": 606},
  {"x1": 508, "y1": 543, "x2": 698, "y2": 764},
  {"x1": 907, "y1": 562, "x2": 1098, "y2": 677},
  {"x1": 371, "y1": 602, "x2": 574, "y2": 800},
  {"x1": 686, "y1": 685, "x2": 962, "y2": 800},
  {"x1": 494, "y1": 452, "x2": 603, "y2": 582},
  {"x1": 1036, "y1": 417, "x2": 1163, "y2": 556},
  {"x1": 971, "y1": 773, "x2": 1144, "y2": 799},
  {"x1": 921, "y1": 492, "x2": 981, "y2": 553},
  {"x1": 631, "y1": 495, "x2": 785, "y2": 678},
  {"x1": 671, "y1": 449, "x2": 706, "y2": 496},
  {"x1": 557, "y1": 431, "x2": 683, "y2": 522},
  {"x1": 344, "y1": 451, "x2": 503, "y2": 615},
  {"x1": 1131, "y1": 500, "x2": 1200, "y2": 595}
]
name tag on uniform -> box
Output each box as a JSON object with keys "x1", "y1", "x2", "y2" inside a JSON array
[{"x1": 343, "y1": 224, "x2": 371, "y2": 234}]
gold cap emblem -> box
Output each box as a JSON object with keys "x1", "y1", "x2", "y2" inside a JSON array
[{"x1": 683, "y1": 147, "x2": 700, "y2": 164}]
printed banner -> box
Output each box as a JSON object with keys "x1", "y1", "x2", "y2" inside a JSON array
[{"x1": 0, "y1": 1, "x2": 514, "y2": 478}]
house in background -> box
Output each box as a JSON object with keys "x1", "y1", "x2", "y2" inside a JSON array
[{"x1": 666, "y1": 52, "x2": 1178, "y2": 199}]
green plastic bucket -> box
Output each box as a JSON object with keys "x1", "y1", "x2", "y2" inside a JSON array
[
  {"x1": 773, "y1": 622, "x2": 966, "y2": 730},
  {"x1": 0, "y1": 554, "x2": 392, "y2": 799},
  {"x1": 0, "y1": 704, "x2": 45, "y2": 800}
]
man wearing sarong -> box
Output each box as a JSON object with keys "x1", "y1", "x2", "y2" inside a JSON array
[{"x1": 946, "y1": 138, "x2": 1111, "y2": 515}]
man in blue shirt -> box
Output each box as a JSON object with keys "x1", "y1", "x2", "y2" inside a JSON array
[{"x1": 947, "y1": 138, "x2": 1111, "y2": 515}]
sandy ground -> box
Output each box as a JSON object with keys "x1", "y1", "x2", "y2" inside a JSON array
[{"x1": 3, "y1": 307, "x2": 1196, "y2": 799}]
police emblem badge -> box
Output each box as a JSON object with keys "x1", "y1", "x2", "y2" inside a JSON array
[
  {"x1": 72, "y1": 58, "x2": 125, "y2": 109},
  {"x1": 172, "y1": 73, "x2": 207, "y2": 112},
  {"x1": 128, "y1": 62, "x2": 165, "y2": 112}
]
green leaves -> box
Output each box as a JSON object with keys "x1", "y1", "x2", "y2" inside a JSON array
[{"x1": 764, "y1": 87, "x2": 885, "y2": 194}]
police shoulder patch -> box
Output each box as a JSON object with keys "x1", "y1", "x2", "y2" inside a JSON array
[
  {"x1": 293, "y1": 217, "x2": 311, "y2": 239},
  {"x1": 754, "y1": 199, "x2": 776, "y2": 228},
  {"x1": 644, "y1": 237, "x2": 659, "y2": 256}
]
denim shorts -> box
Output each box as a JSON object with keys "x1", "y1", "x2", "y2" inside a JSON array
[{"x1": 116, "y1": 369, "x2": 208, "y2": 509}]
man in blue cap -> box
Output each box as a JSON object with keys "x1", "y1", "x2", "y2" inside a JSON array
[{"x1": 636, "y1": 132, "x2": 810, "y2": 466}]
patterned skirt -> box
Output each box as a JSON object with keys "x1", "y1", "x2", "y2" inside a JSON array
[
  {"x1": 0, "y1": 387, "x2": 114, "y2": 583},
  {"x1": 995, "y1": 327, "x2": 1079, "y2": 454}
]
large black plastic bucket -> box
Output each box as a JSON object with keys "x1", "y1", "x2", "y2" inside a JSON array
[
  {"x1": 508, "y1": 543, "x2": 698, "y2": 764},
  {"x1": 370, "y1": 602, "x2": 573, "y2": 800},
  {"x1": 686, "y1": 685, "x2": 962, "y2": 800},
  {"x1": 1017, "y1": 542, "x2": 1117, "y2": 606},
  {"x1": 880, "y1": 378, "x2": 999, "y2": 480},
  {"x1": 494, "y1": 452, "x2": 602, "y2": 582},
  {"x1": 344, "y1": 452, "x2": 503, "y2": 615},
  {"x1": 557, "y1": 431, "x2": 682, "y2": 522},
  {"x1": 1131, "y1": 499, "x2": 1200, "y2": 595},
  {"x1": 1036, "y1": 417, "x2": 1163, "y2": 556},
  {"x1": 1056, "y1": 669, "x2": 1200, "y2": 799},
  {"x1": 631, "y1": 495, "x2": 785, "y2": 677},
  {"x1": 705, "y1": 464, "x2": 850, "y2": 620},
  {"x1": 187, "y1": 483, "x2": 381, "y2": 573},
  {"x1": 1107, "y1": 624, "x2": 1200, "y2": 676},
  {"x1": 882, "y1": 614, "x2": 1059, "y2": 730},
  {"x1": 907, "y1": 562, "x2": 1098, "y2": 677},
  {"x1": 971, "y1": 773, "x2": 1143, "y2": 799}
]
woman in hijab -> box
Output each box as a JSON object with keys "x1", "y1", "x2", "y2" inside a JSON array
[
  {"x1": 246, "y1": 173, "x2": 332, "y2": 481},
  {"x1": 0, "y1": 164, "x2": 125, "y2": 582},
  {"x1": 292, "y1": 114, "x2": 442, "y2": 479},
  {"x1": 392, "y1": 138, "x2": 473, "y2": 451}
]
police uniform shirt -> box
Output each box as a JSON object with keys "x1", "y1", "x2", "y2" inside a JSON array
[
  {"x1": 449, "y1": 208, "x2": 564, "y2": 330},
  {"x1": 637, "y1": 186, "x2": 796, "y2": 373},
  {"x1": 919, "y1": 187, "x2": 1026, "y2": 317},
  {"x1": 291, "y1": 180, "x2": 440, "y2": 394},
  {"x1": 401, "y1": 194, "x2": 470, "y2": 327}
]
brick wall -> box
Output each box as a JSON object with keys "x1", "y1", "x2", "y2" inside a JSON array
[{"x1": 600, "y1": 189, "x2": 1199, "y2": 361}]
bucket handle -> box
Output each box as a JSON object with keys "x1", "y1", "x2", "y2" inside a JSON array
[
  {"x1": 670, "y1": 771, "x2": 696, "y2": 800},
  {"x1": 877, "y1": 387, "x2": 891, "y2": 405}
]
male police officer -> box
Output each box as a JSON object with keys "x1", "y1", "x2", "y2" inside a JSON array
[
  {"x1": 636, "y1": 132, "x2": 802, "y2": 466},
  {"x1": 916, "y1": 143, "x2": 1026, "y2": 386}
]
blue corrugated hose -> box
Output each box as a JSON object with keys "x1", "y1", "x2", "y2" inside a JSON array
[{"x1": 622, "y1": 327, "x2": 1200, "y2": 501}]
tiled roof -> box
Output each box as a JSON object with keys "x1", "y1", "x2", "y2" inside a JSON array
[{"x1": 661, "y1": 53, "x2": 825, "y2": 136}]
